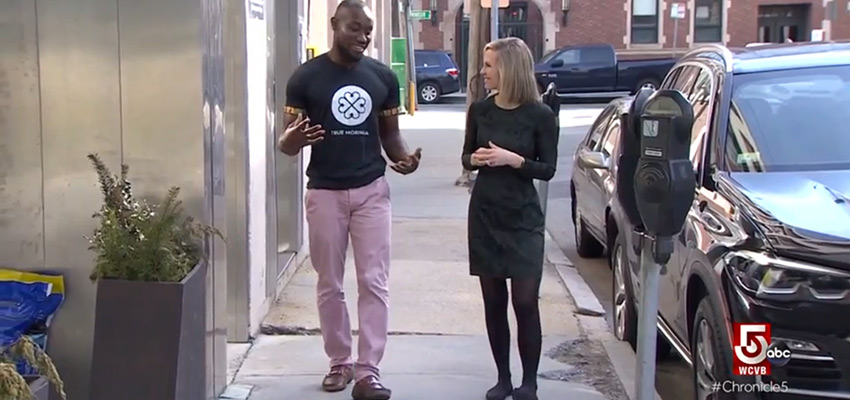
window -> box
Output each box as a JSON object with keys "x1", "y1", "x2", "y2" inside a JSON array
[
  {"x1": 725, "y1": 65, "x2": 850, "y2": 172},
  {"x1": 586, "y1": 108, "x2": 614, "y2": 149},
  {"x1": 686, "y1": 68, "x2": 715, "y2": 173},
  {"x1": 631, "y1": 0, "x2": 659, "y2": 44},
  {"x1": 669, "y1": 65, "x2": 701, "y2": 94},
  {"x1": 580, "y1": 48, "x2": 615, "y2": 65},
  {"x1": 414, "y1": 54, "x2": 441, "y2": 67},
  {"x1": 554, "y1": 49, "x2": 579, "y2": 65},
  {"x1": 694, "y1": 0, "x2": 723, "y2": 43},
  {"x1": 601, "y1": 120, "x2": 621, "y2": 158}
]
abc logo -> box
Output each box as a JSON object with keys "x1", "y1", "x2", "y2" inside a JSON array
[{"x1": 766, "y1": 342, "x2": 792, "y2": 367}]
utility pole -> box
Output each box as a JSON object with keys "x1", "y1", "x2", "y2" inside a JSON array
[
  {"x1": 455, "y1": 0, "x2": 491, "y2": 187},
  {"x1": 400, "y1": 0, "x2": 417, "y2": 114}
]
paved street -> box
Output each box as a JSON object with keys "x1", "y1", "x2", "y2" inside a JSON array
[{"x1": 224, "y1": 101, "x2": 690, "y2": 400}]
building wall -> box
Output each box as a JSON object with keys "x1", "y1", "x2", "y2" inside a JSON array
[
  {"x1": 307, "y1": 0, "x2": 393, "y2": 63},
  {"x1": 414, "y1": 0, "x2": 850, "y2": 55}
]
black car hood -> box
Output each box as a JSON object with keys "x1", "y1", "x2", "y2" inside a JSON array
[{"x1": 723, "y1": 171, "x2": 850, "y2": 269}]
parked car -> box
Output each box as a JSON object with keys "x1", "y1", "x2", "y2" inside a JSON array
[
  {"x1": 574, "y1": 40, "x2": 850, "y2": 399},
  {"x1": 414, "y1": 49, "x2": 460, "y2": 104},
  {"x1": 570, "y1": 96, "x2": 675, "y2": 359},
  {"x1": 535, "y1": 44, "x2": 676, "y2": 97}
]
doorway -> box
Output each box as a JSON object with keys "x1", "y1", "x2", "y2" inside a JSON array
[{"x1": 757, "y1": 5, "x2": 810, "y2": 43}]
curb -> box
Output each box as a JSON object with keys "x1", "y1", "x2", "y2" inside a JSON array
[{"x1": 544, "y1": 231, "x2": 663, "y2": 400}]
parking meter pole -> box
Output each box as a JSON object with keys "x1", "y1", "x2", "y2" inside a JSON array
[{"x1": 634, "y1": 233, "x2": 663, "y2": 400}]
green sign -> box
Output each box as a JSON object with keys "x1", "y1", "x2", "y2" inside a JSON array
[{"x1": 410, "y1": 10, "x2": 431, "y2": 20}]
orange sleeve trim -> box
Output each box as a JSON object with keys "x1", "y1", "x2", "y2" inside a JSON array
[
  {"x1": 283, "y1": 106, "x2": 304, "y2": 115},
  {"x1": 379, "y1": 107, "x2": 401, "y2": 117}
]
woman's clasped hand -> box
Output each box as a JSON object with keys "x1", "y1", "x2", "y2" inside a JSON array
[{"x1": 471, "y1": 141, "x2": 523, "y2": 168}]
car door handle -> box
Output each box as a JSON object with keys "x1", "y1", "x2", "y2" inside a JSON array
[{"x1": 698, "y1": 212, "x2": 724, "y2": 233}]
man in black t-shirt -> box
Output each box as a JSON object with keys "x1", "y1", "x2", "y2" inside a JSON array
[{"x1": 277, "y1": 1, "x2": 421, "y2": 399}]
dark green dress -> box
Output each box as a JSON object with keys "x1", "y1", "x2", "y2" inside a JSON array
[{"x1": 462, "y1": 96, "x2": 559, "y2": 279}]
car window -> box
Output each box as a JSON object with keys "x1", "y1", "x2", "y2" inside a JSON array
[
  {"x1": 555, "y1": 49, "x2": 579, "y2": 65},
  {"x1": 586, "y1": 107, "x2": 613, "y2": 149},
  {"x1": 415, "y1": 54, "x2": 441, "y2": 67},
  {"x1": 725, "y1": 65, "x2": 850, "y2": 172},
  {"x1": 670, "y1": 65, "x2": 701, "y2": 94},
  {"x1": 660, "y1": 67, "x2": 682, "y2": 89},
  {"x1": 686, "y1": 67, "x2": 715, "y2": 174},
  {"x1": 601, "y1": 118, "x2": 621, "y2": 157},
  {"x1": 580, "y1": 48, "x2": 614, "y2": 64}
]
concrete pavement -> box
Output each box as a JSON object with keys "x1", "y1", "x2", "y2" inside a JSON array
[{"x1": 223, "y1": 104, "x2": 657, "y2": 400}]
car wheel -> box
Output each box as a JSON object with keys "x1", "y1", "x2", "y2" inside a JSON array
[
  {"x1": 634, "y1": 78, "x2": 659, "y2": 93},
  {"x1": 612, "y1": 233, "x2": 638, "y2": 348},
  {"x1": 612, "y1": 234, "x2": 673, "y2": 360},
  {"x1": 691, "y1": 297, "x2": 735, "y2": 400},
  {"x1": 418, "y1": 82, "x2": 440, "y2": 104},
  {"x1": 573, "y1": 207, "x2": 604, "y2": 258}
]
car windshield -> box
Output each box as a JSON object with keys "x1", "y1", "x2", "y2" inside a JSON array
[
  {"x1": 539, "y1": 49, "x2": 558, "y2": 64},
  {"x1": 725, "y1": 65, "x2": 850, "y2": 172}
]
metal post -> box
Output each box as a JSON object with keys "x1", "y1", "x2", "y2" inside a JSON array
[
  {"x1": 403, "y1": 0, "x2": 417, "y2": 112},
  {"x1": 672, "y1": 18, "x2": 679, "y2": 50},
  {"x1": 635, "y1": 233, "x2": 663, "y2": 400},
  {"x1": 490, "y1": 0, "x2": 499, "y2": 42}
]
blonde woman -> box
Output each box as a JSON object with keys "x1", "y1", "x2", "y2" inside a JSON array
[{"x1": 461, "y1": 37, "x2": 558, "y2": 400}]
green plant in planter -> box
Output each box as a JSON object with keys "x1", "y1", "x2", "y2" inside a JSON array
[
  {"x1": 0, "y1": 336, "x2": 65, "y2": 400},
  {"x1": 86, "y1": 154, "x2": 221, "y2": 282}
]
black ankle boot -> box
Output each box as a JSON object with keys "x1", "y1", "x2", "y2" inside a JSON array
[
  {"x1": 485, "y1": 380, "x2": 513, "y2": 400},
  {"x1": 512, "y1": 384, "x2": 538, "y2": 400}
]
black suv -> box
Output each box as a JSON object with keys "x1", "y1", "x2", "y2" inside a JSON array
[
  {"x1": 414, "y1": 49, "x2": 460, "y2": 104},
  {"x1": 573, "y1": 41, "x2": 850, "y2": 399}
]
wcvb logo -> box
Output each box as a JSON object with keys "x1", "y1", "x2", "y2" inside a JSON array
[{"x1": 733, "y1": 323, "x2": 792, "y2": 376}]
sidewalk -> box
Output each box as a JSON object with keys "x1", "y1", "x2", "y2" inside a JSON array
[{"x1": 222, "y1": 112, "x2": 651, "y2": 400}]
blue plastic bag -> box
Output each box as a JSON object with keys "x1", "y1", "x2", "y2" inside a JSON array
[{"x1": 0, "y1": 269, "x2": 65, "y2": 375}]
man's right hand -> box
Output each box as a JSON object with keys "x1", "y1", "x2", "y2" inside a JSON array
[{"x1": 278, "y1": 113, "x2": 325, "y2": 154}]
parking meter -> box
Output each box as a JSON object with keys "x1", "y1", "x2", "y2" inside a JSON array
[
  {"x1": 634, "y1": 89, "x2": 696, "y2": 256},
  {"x1": 534, "y1": 82, "x2": 560, "y2": 214},
  {"x1": 617, "y1": 87, "x2": 655, "y2": 229},
  {"x1": 631, "y1": 89, "x2": 696, "y2": 400},
  {"x1": 542, "y1": 82, "x2": 560, "y2": 115}
]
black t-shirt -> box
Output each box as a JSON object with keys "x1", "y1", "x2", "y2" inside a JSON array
[{"x1": 284, "y1": 54, "x2": 401, "y2": 190}]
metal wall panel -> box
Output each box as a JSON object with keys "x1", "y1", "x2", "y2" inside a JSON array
[
  {"x1": 0, "y1": 1, "x2": 44, "y2": 270},
  {"x1": 1, "y1": 0, "x2": 228, "y2": 398},
  {"x1": 265, "y1": 0, "x2": 282, "y2": 303},
  {"x1": 223, "y1": 0, "x2": 251, "y2": 343},
  {"x1": 25, "y1": 0, "x2": 123, "y2": 398},
  {"x1": 201, "y1": 0, "x2": 229, "y2": 394},
  {"x1": 274, "y1": 0, "x2": 304, "y2": 278},
  {"x1": 119, "y1": 0, "x2": 227, "y2": 396}
]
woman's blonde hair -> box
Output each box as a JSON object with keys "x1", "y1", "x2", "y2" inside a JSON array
[{"x1": 483, "y1": 37, "x2": 540, "y2": 105}]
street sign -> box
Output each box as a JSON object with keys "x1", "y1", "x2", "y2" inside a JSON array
[
  {"x1": 480, "y1": 0, "x2": 509, "y2": 9},
  {"x1": 670, "y1": 3, "x2": 686, "y2": 19},
  {"x1": 410, "y1": 9, "x2": 432, "y2": 19}
]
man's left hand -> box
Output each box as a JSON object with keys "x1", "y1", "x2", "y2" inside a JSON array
[{"x1": 390, "y1": 148, "x2": 422, "y2": 175}]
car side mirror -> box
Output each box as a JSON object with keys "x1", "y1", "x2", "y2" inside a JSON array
[
  {"x1": 577, "y1": 149, "x2": 609, "y2": 170},
  {"x1": 551, "y1": 59, "x2": 565, "y2": 68}
]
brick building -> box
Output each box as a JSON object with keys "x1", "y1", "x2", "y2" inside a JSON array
[{"x1": 412, "y1": 0, "x2": 850, "y2": 74}]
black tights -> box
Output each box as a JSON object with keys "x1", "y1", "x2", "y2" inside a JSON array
[{"x1": 480, "y1": 275, "x2": 542, "y2": 390}]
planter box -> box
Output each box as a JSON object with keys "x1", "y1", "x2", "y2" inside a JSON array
[
  {"x1": 90, "y1": 262, "x2": 206, "y2": 400},
  {"x1": 26, "y1": 376, "x2": 49, "y2": 400}
]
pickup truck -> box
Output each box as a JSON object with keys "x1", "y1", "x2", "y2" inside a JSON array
[{"x1": 535, "y1": 44, "x2": 676, "y2": 96}]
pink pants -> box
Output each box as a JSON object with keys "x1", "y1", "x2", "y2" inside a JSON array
[{"x1": 305, "y1": 176, "x2": 392, "y2": 382}]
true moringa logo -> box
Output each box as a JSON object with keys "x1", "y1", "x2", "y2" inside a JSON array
[{"x1": 332, "y1": 85, "x2": 372, "y2": 126}]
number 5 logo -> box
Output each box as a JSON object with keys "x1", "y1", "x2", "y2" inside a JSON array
[{"x1": 734, "y1": 323, "x2": 769, "y2": 365}]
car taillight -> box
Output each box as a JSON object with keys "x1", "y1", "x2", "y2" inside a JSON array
[{"x1": 446, "y1": 68, "x2": 459, "y2": 77}]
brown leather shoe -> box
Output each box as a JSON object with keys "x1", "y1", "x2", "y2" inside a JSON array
[
  {"x1": 351, "y1": 376, "x2": 392, "y2": 400},
  {"x1": 321, "y1": 365, "x2": 354, "y2": 392}
]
